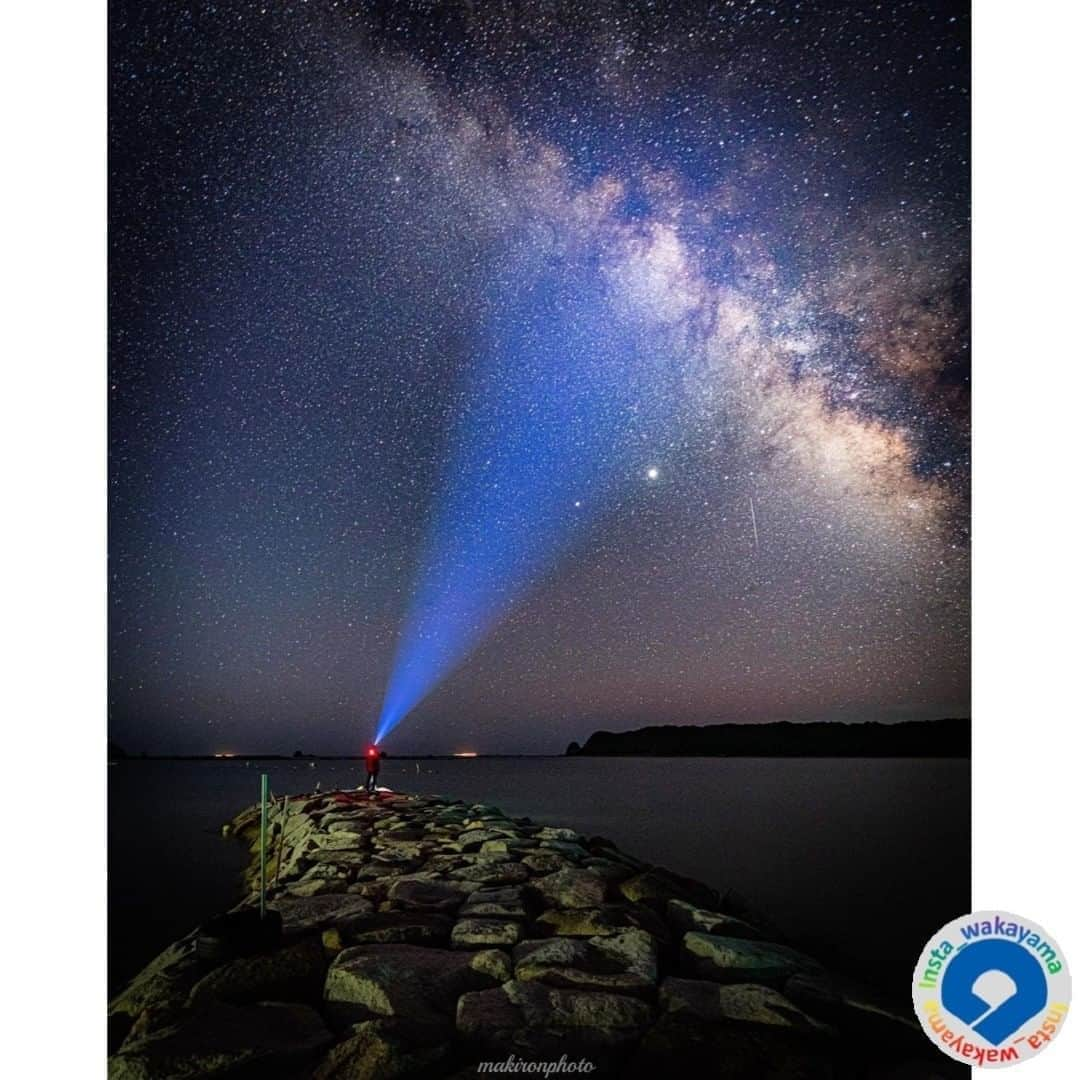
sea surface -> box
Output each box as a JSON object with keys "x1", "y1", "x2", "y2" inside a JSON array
[{"x1": 108, "y1": 755, "x2": 969, "y2": 1001}]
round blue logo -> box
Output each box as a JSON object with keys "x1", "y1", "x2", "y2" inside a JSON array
[{"x1": 913, "y1": 910, "x2": 1070, "y2": 1068}]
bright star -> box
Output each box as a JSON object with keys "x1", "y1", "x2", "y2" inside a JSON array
[{"x1": 646, "y1": 466, "x2": 660, "y2": 481}]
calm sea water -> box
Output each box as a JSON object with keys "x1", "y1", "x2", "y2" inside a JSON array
[{"x1": 108, "y1": 756, "x2": 969, "y2": 1000}]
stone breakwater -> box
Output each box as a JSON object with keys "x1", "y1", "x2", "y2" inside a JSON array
[{"x1": 108, "y1": 789, "x2": 951, "y2": 1078}]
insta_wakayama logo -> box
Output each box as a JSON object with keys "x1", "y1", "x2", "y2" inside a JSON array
[{"x1": 912, "y1": 910, "x2": 1070, "y2": 1068}]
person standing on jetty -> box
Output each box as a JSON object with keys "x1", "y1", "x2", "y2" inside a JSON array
[{"x1": 363, "y1": 744, "x2": 384, "y2": 793}]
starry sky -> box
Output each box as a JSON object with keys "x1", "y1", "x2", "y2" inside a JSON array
[{"x1": 109, "y1": 1, "x2": 970, "y2": 756}]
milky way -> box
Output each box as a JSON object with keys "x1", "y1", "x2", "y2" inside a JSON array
[{"x1": 109, "y1": 2, "x2": 969, "y2": 754}]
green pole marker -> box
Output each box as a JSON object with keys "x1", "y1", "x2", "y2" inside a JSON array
[{"x1": 259, "y1": 773, "x2": 269, "y2": 919}]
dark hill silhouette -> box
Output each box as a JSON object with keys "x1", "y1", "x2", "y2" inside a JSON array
[{"x1": 566, "y1": 718, "x2": 969, "y2": 757}]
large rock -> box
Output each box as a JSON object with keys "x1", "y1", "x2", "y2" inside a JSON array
[
  {"x1": 312, "y1": 1019, "x2": 450, "y2": 1080},
  {"x1": 452, "y1": 860, "x2": 530, "y2": 886},
  {"x1": 464, "y1": 805, "x2": 509, "y2": 822},
  {"x1": 286, "y1": 877, "x2": 349, "y2": 898},
  {"x1": 386, "y1": 877, "x2": 470, "y2": 913},
  {"x1": 424, "y1": 853, "x2": 469, "y2": 874},
  {"x1": 451, "y1": 918, "x2": 524, "y2": 949},
  {"x1": 460, "y1": 885, "x2": 530, "y2": 919},
  {"x1": 368, "y1": 850, "x2": 425, "y2": 873},
  {"x1": 458, "y1": 828, "x2": 513, "y2": 851},
  {"x1": 781, "y1": 973, "x2": 843, "y2": 1019},
  {"x1": 667, "y1": 899, "x2": 765, "y2": 941},
  {"x1": 783, "y1": 973, "x2": 923, "y2": 1051},
  {"x1": 479, "y1": 838, "x2": 535, "y2": 855},
  {"x1": 659, "y1": 977, "x2": 832, "y2": 1035},
  {"x1": 324, "y1": 944, "x2": 511, "y2": 1027},
  {"x1": 270, "y1": 894, "x2": 374, "y2": 934},
  {"x1": 378, "y1": 825, "x2": 428, "y2": 842},
  {"x1": 633, "y1": 979, "x2": 837, "y2": 1079},
  {"x1": 348, "y1": 880, "x2": 390, "y2": 904},
  {"x1": 532, "y1": 867, "x2": 607, "y2": 909},
  {"x1": 681, "y1": 933, "x2": 824, "y2": 987},
  {"x1": 457, "y1": 851, "x2": 516, "y2": 866},
  {"x1": 341, "y1": 911, "x2": 454, "y2": 946},
  {"x1": 537, "y1": 826, "x2": 585, "y2": 843},
  {"x1": 312, "y1": 831, "x2": 368, "y2": 851},
  {"x1": 300, "y1": 863, "x2": 354, "y2": 883},
  {"x1": 535, "y1": 903, "x2": 670, "y2": 942},
  {"x1": 619, "y1": 869, "x2": 719, "y2": 913},
  {"x1": 109, "y1": 937, "x2": 201, "y2": 1022},
  {"x1": 108, "y1": 1001, "x2": 333, "y2": 1079},
  {"x1": 187, "y1": 936, "x2": 327, "y2": 1006},
  {"x1": 276, "y1": 838, "x2": 321, "y2": 882},
  {"x1": 522, "y1": 851, "x2": 572, "y2": 876},
  {"x1": 356, "y1": 859, "x2": 422, "y2": 881},
  {"x1": 456, "y1": 980, "x2": 652, "y2": 1058},
  {"x1": 513, "y1": 929, "x2": 658, "y2": 996},
  {"x1": 306, "y1": 849, "x2": 371, "y2": 869},
  {"x1": 324, "y1": 817, "x2": 372, "y2": 836},
  {"x1": 581, "y1": 856, "x2": 635, "y2": 887},
  {"x1": 586, "y1": 838, "x2": 648, "y2": 872},
  {"x1": 224, "y1": 803, "x2": 262, "y2": 839},
  {"x1": 538, "y1": 840, "x2": 589, "y2": 861},
  {"x1": 372, "y1": 841, "x2": 429, "y2": 862}
]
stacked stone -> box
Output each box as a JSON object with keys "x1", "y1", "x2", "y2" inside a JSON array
[{"x1": 108, "y1": 789, "x2": 951, "y2": 1078}]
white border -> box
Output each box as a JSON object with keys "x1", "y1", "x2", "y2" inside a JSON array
[
  {"x1": 974, "y1": 3, "x2": 1078, "y2": 1073},
  {"x1": 3, "y1": 0, "x2": 107, "y2": 1069},
  {"x1": 5, "y1": 1, "x2": 1080, "y2": 1074}
]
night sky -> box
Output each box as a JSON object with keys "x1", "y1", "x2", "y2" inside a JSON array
[{"x1": 109, "y1": 1, "x2": 970, "y2": 756}]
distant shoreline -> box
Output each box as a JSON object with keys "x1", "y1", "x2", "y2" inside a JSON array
[
  {"x1": 108, "y1": 718, "x2": 970, "y2": 763},
  {"x1": 565, "y1": 718, "x2": 970, "y2": 758}
]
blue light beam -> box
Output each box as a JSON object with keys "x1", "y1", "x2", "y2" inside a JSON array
[{"x1": 375, "y1": 263, "x2": 662, "y2": 744}]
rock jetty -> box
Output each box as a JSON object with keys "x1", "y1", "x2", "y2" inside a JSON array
[{"x1": 108, "y1": 789, "x2": 953, "y2": 1078}]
